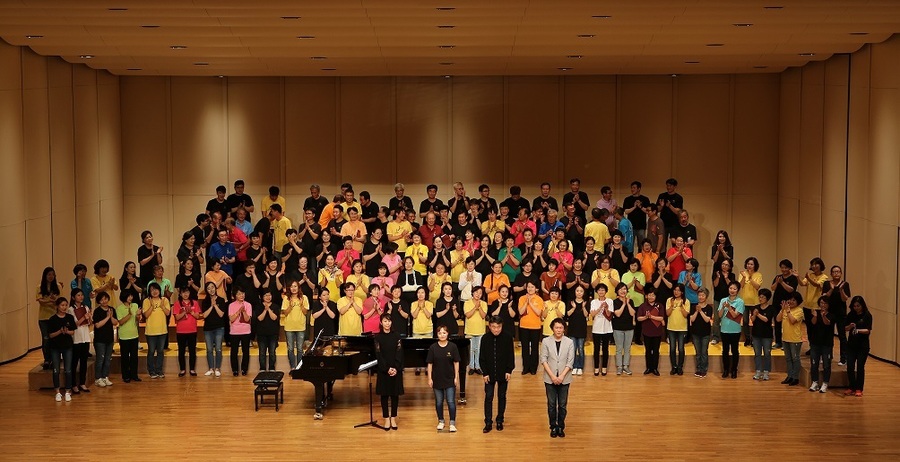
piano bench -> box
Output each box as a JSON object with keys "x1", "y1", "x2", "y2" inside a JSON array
[{"x1": 253, "y1": 371, "x2": 285, "y2": 412}]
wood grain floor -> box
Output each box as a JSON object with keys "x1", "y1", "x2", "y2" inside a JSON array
[{"x1": 4, "y1": 349, "x2": 900, "y2": 460}]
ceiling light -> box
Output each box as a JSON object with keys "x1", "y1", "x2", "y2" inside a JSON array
[
  {"x1": 321, "y1": 68, "x2": 336, "y2": 71},
  {"x1": 436, "y1": 7, "x2": 455, "y2": 11},
  {"x1": 732, "y1": 23, "x2": 753, "y2": 27},
  {"x1": 591, "y1": 15, "x2": 612, "y2": 19},
  {"x1": 193, "y1": 62, "x2": 209, "y2": 66},
  {"x1": 217, "y1": 75, "x2": 225, "y2": 78},
  {"x1": 437, "y1": 25, "x2": 456, "y2": 29},
  {"x1": 25, "y1": 35, "x2": 43, "y2": 39},
  {"x1": 79, "y1": 55, "x2": 94, "y2": 59},
  {"x1": 685, "y1": 61, "x2": 700, "y2": 64},
  {"x1": 281, "y1": 16, "x2": 301, "y2": 20},
  {"x1": 439, "y1": 62, "x2": 454, "y2": 65},
  {"x1": 849, "y1": 32, "x2": 869, "y2": 36},
  {"x1": 438, "y1": 45, "x2": 455, "y2": 49},
  {"x1": 671, "y1": 74, "x2": 678, "y2": 77},
  {"x1": 310, "y1": 56, "x2": 327, "y2": 60},
  {"x1": 753, "y1": 65, "x2": 769, "y2": 69},
  {"x1": 296, "y1": 35, "x2": 316, "y2": 39},
  {"x1": 706, "y1": 43, "x2": 724, "y2": 47},
  {"x1": 108, "y1": 8, "x2": 128, "y2": 12},
  {"x1": 141, "y1": 25, "x2": 160, "y2": 28},
  {"x1": 567, "y1": 55, "x2": 583, "y2": 59},
  {"x1": 763, "y1": 6, "x2": 784, "y2": 9},
  {"x1": 798, "y1": 52, "x2": 815, "y2": 57},
  {"x1": 577, "y1": 34, "x2": 595, "y2": 38},
  {"x1": 170, "y1": 45, "x2": 187, "y2": 50},
  {"x1": 126, "y1": 68, "x2": 142, "y2": 71},
  {"x1": 558, "y1": 67, "x2": 572, "y2": 71}
]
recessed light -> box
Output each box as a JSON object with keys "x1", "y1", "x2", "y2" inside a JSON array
[
  {"x1": 753, "y1": 65, "x2": 769, "y2": 69},
  {"x1": 558, "y1": 67, "x2": 572, "y2": 71},
  {"x1": 732, "y1": 23, "x2": 753, "y2": 27},
  {"x1": 438, "y1": 45, "x2": 455, "y2": 49},
  {"x1": 193, "y1": 62, "x2": 209, "y2": 66},
  {"x1": 444, "y1": 75, "x2": 451, "y2": 79},
  {"x1": 439, "y1": 62, "x2": 454, "y2": 65},
  {"x1": 798, "y1": 52, "x2": 815, "y2": 57},
  {"x1": 217, "y1": 75, "x2": 225, "y2": 78},
  {"x1": 567, "y1": 55, "x2": 583, "y2": 59},
  {"x1": 170, "y1": 45, "x2": 187, "y2": 50},
  {"x1": 763, "y1": 6, "x2": 783, "y2": 9},
  {"x1": 281, "y1": 16, "x2": 301, "y2": 20},
  {"x1": 437, "y1": 25, "x2": 456, "y2": 29},
  {"x1": 310, "y1": 56, "x2": 327, "y2": 60},
  {"x1": 849, "y1": 32, "x2": 869, "y2": 36},
  {"x1": 685, "y1": 61, "x2": 700, "y2": 64},
  {"x1": 436, "y1": 7, "x2": 455, "y2": 11},
  {"x1": 296, "y1": 35, "x2": 316, "y2": 39},
  {"x1": 141, "y1": 25, "x2": 160, "y2": 28},
  {"x1": 126, "y1": 68, "x2": 142, "y2": 71},
  {"x1": 671, "y1": 74, "x2": 678, "y2": 77},
  {"x1": 706, "y1": 43, "x2": 724, "y2": 47},
  {"x1": 108, "y1": 8, "x2": 128, "y2": 12},
  {"x1": 321, "y1": 68, "x2": 336, "y2": 71},
  {"x1": 25, "y1": 35, "x2": 43, "y2": 39},
  {"x1": 577, "y1": 34, "x2": 595, "y2": 38},
  {"x1": 79, "y1": 55, "x2": 94, "y2": 59},
  {"x1": 591, "y1": 15, "x2": 612, "y2": 19}
]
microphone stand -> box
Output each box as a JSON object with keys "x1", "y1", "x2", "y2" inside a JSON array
[{"x1": 354, "y1": 358, "x2": 382, "y2": 430}]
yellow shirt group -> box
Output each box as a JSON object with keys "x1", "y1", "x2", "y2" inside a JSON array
[
  {"x1": 542, "y1": 300, "x2": 565, "y2": 335},
  {"x1": 464, "y1": 300, "x2": 487, "y2": 336},
  {"x1": 666, "y1": 298, "x2": 690, "y2": 331},
  {"x1": 337, "y1": 296, "x2": 362, "y2": 336},
  {"x1": 781, "y1": 307, "x2": 805, "y2": 342},
  {"x1": 281, "y1": 295, "x2": 309, "y2": 331}
]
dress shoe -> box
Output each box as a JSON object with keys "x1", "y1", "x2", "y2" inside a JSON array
[
  {"x1": 652, "y1": 369, "x2": 660, "y2": 376},
  {"x1": 781, "y1": 377, "x2": 792, "y2": 384},
  {"x1": 643, "y1": 369, "x2": 651, "y2": 375},
  {"x1": 677, "y1": 368, "x2": 684, "y2": 376},
  {"x1": 558, "y1": 429, "x2": 566, "y2": 438},
  {"x1": 730, "y1": 371, "x2": 737, "y2": 379},
  {"x1": 550, "y1": 427, "x2": 559, "y2": 438},
  {"x1": 722, "y1": 371, "x2": 729, "y2": 379},
  {"x1": 496, "y1": 422, "x2": 504, "y2": 431},
  {"x1": 670, "y1": 368, "x2": 677, "y2": 375},
  {"x1": 483, "y1": 424, "x2": 492, "y2": 433},
  {"x1": 789, "y1": 379, "x2": 800, "y2": 386}
]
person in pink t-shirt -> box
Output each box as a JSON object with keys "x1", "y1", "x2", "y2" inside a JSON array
[
  {"x1": 228, "y1": 288, "x2": 253, "y2": 376},
  {"x1": 174, "y1": 287, "x2": 201, "y2": 377},
  {"x1": 362, "y1": 285, "x2": 385, "y2": 334}
]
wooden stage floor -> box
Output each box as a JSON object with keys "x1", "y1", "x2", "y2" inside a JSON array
[{"x1": 4, "y1": 347, "x2": 900, "y2": 460}]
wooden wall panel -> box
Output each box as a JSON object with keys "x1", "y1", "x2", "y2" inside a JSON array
[
  {"x1": 284, "y1": 78, "x2": 337, "y2": 193},
  {"x1": 507, "y1": 77, "x2": 560, "y2": 189},
  {"x1": 733, "y1": 74, "x2": 780, "y2": 197},
  {"x1": 731, "y1": 194, "x2": 778, "y2": 275},
  {"x1": 675, "y1": 76, "x2": 731, "y2": 197},
  {"x1": 120, "y1": 77, "x2": 169, "y2": 196},
  {"x1": 450, "y1": 77, "x2": 505, "y2": 187},
  {"x1": 396, "y1": 78, "x2": 450, "y2": 188},
  {"x1": 618, "y1": 76, "x2": 673, "y2": 195},
  {"x1": 562, "y1": 76, "x2": 617, "y2": 193},
  {"x1": 0, "y1": 41, "x2": 21, "y2": 91},
  {"x1": 0, "y1": 308, "x2": 29, "y2": 362},
  {"x1": 0, "y1": 90, "x2": 25, "y2": 228},
  {"x1": 170, "y1": 77, "x2": 227, "y2": 196},
  {"x1": 868, "y1": 88, "x2": 900, "y2": 227},
  {"x1": 227, "y1": 78, "x2": 283, "y2": 193},
  {"x1": 339, "y1": 78, "x2": 394, "y2": 189}
]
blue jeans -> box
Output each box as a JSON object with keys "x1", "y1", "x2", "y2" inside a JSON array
[
  {"x1": 93, "y1": 342, "x2": 113, "y2": 379},
  {"x1": 146, "y1": 334, "x2": 166, "y2": 376},
  {"x1": 571, "y1": 337, "x2": 585, "y2": 369},
  {"x1": 285, "y1": 330, "x2": 306, "y2": 369},
  {"x1": 668, "y1": 330, "x2": 687, "y2": 369},
  {"x1": 469, "y1": 335, "x2": 482, "y2": 370},
  {"x1": 434, "y1": 387, "x2": 457, "y2": 423},
  {"x1": 691, "y1": 334, "x2": 709, "y2": 373},
  {"x1": 752, "y1": 336, "x2": 772, "y2": 372},
  {"x1": 257, "y1": 334, "x2": 279, "y2": 371},
  {"x1": 544, "y1": 382, "x2": 570, "y2": 430},
  {"x1": 204, "y1": 327, "x2": 225, "y2": 370},
  {"x1": 784, "y1": 341, "x2": 802, "y2": 379},
  {"x1": 51, "y1": 347, "x2": 73, "y2": 390},
  {"x1": 809, "y1": 344, "x2": 832, "y2": 384}
]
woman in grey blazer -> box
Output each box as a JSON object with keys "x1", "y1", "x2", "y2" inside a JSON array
[{"x1": 540, "y1": 318, "x2": 575, "y2": 438}]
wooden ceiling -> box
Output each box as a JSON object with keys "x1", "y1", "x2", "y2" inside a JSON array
[{"x1": 1, "y1": 0, "x2": 899, "y2": 76}]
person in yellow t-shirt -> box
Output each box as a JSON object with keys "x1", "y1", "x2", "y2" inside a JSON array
[
  {"x1": 405, "y1": 233, "x2": 430, "y2": 274},
  {"x1": 464, "y1": 286, "x2": 488, "y2": 374},
  {"x1": 542, "y1": 287, "x2": 566, "y2": 336},
  {"x1": 584, "y1": 208, "x2": 611, "y2": 253},
  {"x1": 666, "y1": 284, "x2": 690, "y2": 375},
  {"x1": 411, "y1": 287, "x2": 434, "y2": 337},
  {"x1": 270, "y1": 204, "x2": 292, "y2": 257},
  {"x1": 90, "y1": 259, "x2": 118, "y2": 309},
  {"x1": 337, "y1": 283, "x2": 363, "y2": 336},
  {"x1": 387, "y1": 212, "x2": 413, "y2": 255},
  {"x1": 798, "y1": 257, "x2": 829, "y2": 311},
  {"x1": 777, "y1": 292, "x2": 805, "y2": 385},
  {"x1": 281, "y1": 281, "x2": 309, "y2": 368},
  {"x1": 261, "y1": 186, "x2": 286, "y2": 220}
]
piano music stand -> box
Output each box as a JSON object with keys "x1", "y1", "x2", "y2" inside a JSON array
[{"x1": 353, "y1": 360, "x2": 383, "y2": 430}]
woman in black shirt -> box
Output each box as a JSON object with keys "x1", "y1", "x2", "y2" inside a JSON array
[
  {"x1": 385, "y1": 286, "x2": 410, "y2": 337},
  {"x1": 311, "y1": 289, "x2": 338, "y2": 338},
  {"x1": 710, "y1": 258, "x2": 735, "y2": 345},
  {"x1": 255, "y1": 291, "x2": 281, "y2": 372},
  {"x1": 611, "y1": 282, "x2": 636, "y2": 375},
  {"x1": 174, "y1": 258, "x2": 202, "y2": 301},
  {"x1": 845, "y1": 296, "x2": 873, "y2": 396},
  {"x1": 566, "y1": 285, "x2": 589, "y2": 375},
  {"x1": 48, "y1": 297, "x2": 77, "y2": 401},
  {"x1": 91, "y1": 293, "x2": 118, "y2": 386},
  {"x1": 201, "y1": 282, "x2": 227, "y2": 377},
  {"x1": 119, "y1": 261, "x2": 143, "y2": 303},
  {"x1": 490, "y1": 285, "x2": 518, "y2": 339},
  {"x1": 689, "y1": 288, "x2": 715, "y2": 378},
  {"x1": 375, "y1": 314, "x2": 404, "y2": 430},
  {"x1": 427, "y1": 325, "x2": 461, "y2": 432},
  {"x1": 433, "y1": 282, "x2": 460, "y2": 339},
  {"x1": 749, "y1": 289, "x2": 777, "y2": 380}
]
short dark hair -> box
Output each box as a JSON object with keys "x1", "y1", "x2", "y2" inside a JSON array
[
  {"x1": 427, "y1": 184, "x2": 438, "y2": 192},
  {"x1": 487, "y1": 315, "x2": 503, "y2": 326},
  {"x1": 269, "y1": 185, "x2": 280, "y2": 196},
  {"x1": 540, "y1": 182, "x2": 551, "y2": 189},
  {"x1": 93, "y1": 259, "x2": 109, "y2": 275},
  {"x1": 510, "y1": 185, "x2": 521, "y2": 195},
  {"x1": 234, "y1": 179, "x2": 245, "y2": 187},
  {"x1": 270, "y1": 203, "x2": 283, "y2": 214},
  {"x1": 779, "y1": 259, "x2": 793, "y2": 269},
  {"x1": 196, "y1": 213, "x2": 209, "y2": 225},
  {"x1": 359, "y1": 191, "x2": 371, "y2": 200},
  {"x1": 810, "y1": 257, "x2": 825, "y2": 271},
  {"x1": 549, "y1": 317, "x2": 566, "y2": 329},
  {"x1": 665, "y1": 178, "x2": 678, "y2": 186},
  {"x1": 601, "y1": 186, "x2": 612, "y2": 194},
  {"x1": 216, "y1": 185, "x2": 227, "y2": 193},
  {"x1": 569, "y1": 178, "x2": 580, "y2": 184},
  {"x1": 479, "y1": 184, "x2": 489, "y2": 192},
  {"x1": 631, "y1": 181, "x2": 642, "y2": 189}
]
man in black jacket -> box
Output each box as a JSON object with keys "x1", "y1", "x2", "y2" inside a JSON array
[{"x1": 480, "y1": 316, "x2": 515, "y2": 433}]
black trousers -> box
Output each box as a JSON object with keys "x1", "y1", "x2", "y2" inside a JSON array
[
  {"x1": 177, "y1": 333, "x2": 197, "y2": 371},
  {"x1": 484, "y1": 378, "x2": 509, "y2": 424},
  {"x1": 230, "y1": 334, "x2": 251, "y2": 373},
  {"x1": 519, "y1": 327, "x2": 541, "y2": 374},
  {"x1": 592, "y1": 333, "x2": 612, "y2": 369},
  {"x1": 380, "y1": 395, "x2": 400, "y2": 418},
  {"x1": 644, "y1": 335, "x2": 661, "y2": 370},
  {"x1": 119, "y1": 338, "x2": 139, "y2": 379},
  {"x1": 72, "y1": 343, "x2": 90, "y2": 386},
  {"x1": 721, "y1": 332, "x2": 740, "y2": 372}
]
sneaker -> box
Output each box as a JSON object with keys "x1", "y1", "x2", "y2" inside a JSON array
[
  {"x1": 313, "y1": 412, "x2": 324, "y2": 420},
  {"x1": 64, "y1": 392, "x2": 72, "y2": 402},
  {"x1": 205, "y1": 370, "x2": 214, "y2": 376},
  {"x1": 752, "y1": 371, "x2": 761, "y2": 380},
  {"x1": 449, "y1": 424, "x2": 457, "y2": 433},
  {"x1": 837, "y1": 360, "x2": 846, "y2": 366},
  {"x1": 158, "y1": 373, "x2": 165, "y2": 378},
  {"x1": 103, "y1": 378, "x2": 113, "y2": 386},
  {"x1": 55, "y1": 392, "x2": 62, "y2": 402},
  {"x1": 819, "y1": 383, "x2": 828, "y2": 393},
  {"x1": 623, "y1": 367, "x2": 633, "y2": 375},
  {"x1": 762, "y1": 371, "x2": 770, "y2": 381},
  {"x1": 809, "y1": 381, "x2": 819, "y2": 392},
  {"x1": 436, "y1": 422, "x2": 445, "y2": 431},
  {"x1": 95, "y1": 379, "x2": 106, "y2": 388},
  {"x1": 149, "y1": 374, "x2": 158, "y2": 379},
  {"x1": 214, "y1": 370, "x2": 221, "y2": 377},
  {"x1": 616, "y1": 368, "x2": 622, "y2": 376}
]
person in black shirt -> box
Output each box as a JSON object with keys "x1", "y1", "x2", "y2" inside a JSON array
[
  {"x1": 621, "y1": 181, "x2": 651, "y2": 251},
  {"x1": 47, "y1": 297, "x2": 77, "y2": 401},
  {"x1": 845, "y1": 295, "x2": 872, "y2": 396},
  {"x1": 479, "y1": 316, "x2": 514, "y2": 433},
  {"x1": 499, "y1": 185, "x2": 528, "y2": 220},
  {"x1": 562, "y1": 178, "x2": 590, "y2": 225},
  {"x1": 822, "y1": 265, "x2": 851, "y2": 364},
  {"x1": 806, "y1": 296, "x2": 835, "y2": 393},
  {"x1": 388, "y1": 183, "x2": 414, "y2": 214},
  {"x1": 710, "y1": 258, "x2": 735, "y2": 345},
  {"x1": 312, "y1": 288, "x2": 339, "y2": 338},
  {"x1": 137, "y1": 230, "x2": 162, "y2": 289},
  {"x1": 419, "y1": 184, "x2": 446, "y2": 224},
  {"x1": 358, "y1": 191, "x2": 381, "y2": 235},
  {"x1": 770, "y1": 259, "x2": 799, "y2": 348},
  {"x1": 201, "y1": 282, "x2": 227, "y2": 377},
  {"x1": 565, "y1": 286, "x2": 589, "y2": 375},
  {"x1": 689, "y1": 288, "x2": 714, "y2": 378},
  {"x1": 226, "y1": 179, "x2": 254, "y2": 219},
  {"x1": 427, "y1": 324, "x2": 461, "y2": 432},
  {"x1": 232, "y1": 261, "x2": 262, "y2": 307},
  {"x1": 748, "y1": 289, "x2": 776, "y2": 380},
  {"x1": 656, "y1": 178, "x2": 684, "y2": 241},
  {"x1": 304, "y1": 184, "x2": 330, "y2": 222},
  {"x1": 375, "y1": 314, "x2": 404, "y2": 430},
  {"x1": 254, "y1": 291, "x2": 281, "y2": 372},
  {"x1": 206, "y1": 185, "x2": 231, "y2": 221},
  {"x1": 91, "y1": 292, "x2": 117, "y2": 386},
  {"x1": 532, "y1": 182, "x2": 559, "y2": 217}
]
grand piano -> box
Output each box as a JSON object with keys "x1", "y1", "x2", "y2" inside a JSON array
[{"x1": 290, "y1": 334, "x2": 471, "y2": 418}]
